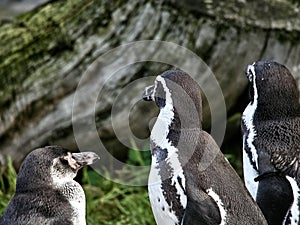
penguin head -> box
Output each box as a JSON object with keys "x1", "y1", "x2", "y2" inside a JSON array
[
  {"x1": 143, "y1": 70, "x2": 202, "y2": 128},
  {"x1": 246, "y1": 61, "x2": 300, "y2": 119},
  {"x1": 16, "y1": 146, "x2": 99, "y2": 191}
]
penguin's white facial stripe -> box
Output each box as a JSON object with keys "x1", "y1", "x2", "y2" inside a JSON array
[
  {"x1": 150, "y1": 75, "x2": 188, "y2": 223},
  {"x1": 286, "y1": 176, "x2": 300, "y2": 225},
  {"x1": 206, "y1": 188, "x2": 227, "y2": 225},
  {"x1": 242, "y1": 63, "x2": 259, "y2": 172},
  {"x1": 151, "y1": 76, "x2": 174, "y2": 147},
  {"x1": 155, "y1": 75, "x2": 173, "y2": 106},
  {"x1": 151, "y1": 76, "x2": 184, "y2": 190}
]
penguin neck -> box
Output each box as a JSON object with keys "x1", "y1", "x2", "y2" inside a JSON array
[
  {"x1": 16, "y1": 174, "x2": 53, "y2": 192},
  {"x1": 151, "y1": 104, "x2": 176, "y2": 148},
  {"x1": 151, "y1": 103, "x2": 201, "y2": 158},
  {"x1": 255, "y1": 98, "x2": 300, "y2": 121}
]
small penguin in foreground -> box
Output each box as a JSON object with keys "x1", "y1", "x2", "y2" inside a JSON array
[
  {"x1": 143, "y1": 70, "x2": 267, "y2": 225},
  {"x1": 0, "y1": 146, "x2": 99, "y2": 225},
  {"x1": 242, "y1": 61, "x2": 300, "y2": 225}
]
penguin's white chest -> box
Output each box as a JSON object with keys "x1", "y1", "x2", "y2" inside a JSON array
[
  {"x1": 242, "y1": 144, "x2": 259, "y2": 199},
  {"x1": 68, "y1": 184, "x2": 86, "y2": 225},
  {"x1": 242, "y1": 102, "x2": 259, "y2": 199},
  {"x1": 148, "y1": 164, "x2": 182, "y2": 225},
  {"x1": 64, "y1": 181, "x2": 86, "y2": 225},
  {"x1": 285, "y1": 176, "x2": 300, "y2": 225},
  {"x1": 56, "y1": 181, "x2": 87, "y2": 225}
]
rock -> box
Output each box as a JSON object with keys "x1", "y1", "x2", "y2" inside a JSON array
[{"x1": 0, "y1": 0, "x2": 300, "y2": 170}]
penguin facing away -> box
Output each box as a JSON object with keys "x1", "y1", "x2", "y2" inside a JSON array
[
  {"x1": 241, "y1": 61, "x2": 300, "y2": 225},
  {"x1": 143, "y1": 70, "x2": 267, "y2": 225},
  {"x1": 0, "y1": 146, "x2": 99, "y2": 225}
]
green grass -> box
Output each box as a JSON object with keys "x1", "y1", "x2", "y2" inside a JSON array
[
  {"x1": 0, "y1": 151, "x2": 155, "y2": 225},
  {"x1": 82, "y1": 167, "x2": 155, "y2": 225},
  {"x1": 0, "y1": 157, "x2": 17, "y2": 216},
  {"x1": 85, "y1": 147, "x2": 155, "y2": 224}
]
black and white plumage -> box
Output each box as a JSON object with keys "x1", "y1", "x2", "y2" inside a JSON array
[
  {"x1": 0, "y1": 146, "x2": 99, "y2": 225},
  {"x1": 242, "y1": 61, "x2": 300, "y2": 225},
  {"x1": 143, "y1": 70, "x2": 267, "y2": 225}
]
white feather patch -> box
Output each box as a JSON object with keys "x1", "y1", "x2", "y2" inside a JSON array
[
  {"x1": 242, "y1": 63, "x2": 259, "y2": 199},
  {"x1": 151, "y1": 75, "x2": 187, "y2": 208},
  {"x1": 242, "y1": 135, "x2": 259, "y2": 199},
  {"x1": 149, "y1": 75, "x2": 187, "y2": 224},
  {"x1": 151, "y1": 76, "x2": 174, "y2": 147},
  {"x1": 286, "y1": 176, "x2": 300, "y2": 225},
  {"x1": 51, "y1": 159, "x2": 86, "y2": 225},
  {"x1": 206, "y1": 188, "x2": 227, "y2": 225},
  {"x1": 148, "y1": 159, "x2": 180, "y2": 225}
]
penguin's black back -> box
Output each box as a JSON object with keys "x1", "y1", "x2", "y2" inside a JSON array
[
  {"x1": 182, "y1": 131, "x2": 267, "y2": 224},
  {"x1": 0, "y1": 189, "x2": 73, "y2": 225}
]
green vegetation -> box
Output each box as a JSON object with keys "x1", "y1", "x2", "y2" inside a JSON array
[
  {"x1": 83, "y1": 147, "x2": 155, "y2": 225},
  {"x1": 0, "y1": 158, "x2": 16, "y2": 216},
  {"x1": 83, "y1": 167, "x2": 155, "y2": 225}
]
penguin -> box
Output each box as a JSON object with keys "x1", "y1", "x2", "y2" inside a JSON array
[
  {"x1": 143, "y1": 70, "x2": 267, "y2": 225},
  {"x1": 241, "y1": 61, "x2": 300, "y2": 225},
  {"x1": 0, "y1": 146, "x2": 99, "y2": 225}
]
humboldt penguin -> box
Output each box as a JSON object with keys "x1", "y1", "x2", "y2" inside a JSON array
[
  {"x1": 0, "y1": 146, "x2": 99, "y2": 225},
  {"x1": 242, "y1": 61, "x2": 300, "y2": 225},
  {"x1": 143, "y1": 69, "x2": 267, "y2": 225}
]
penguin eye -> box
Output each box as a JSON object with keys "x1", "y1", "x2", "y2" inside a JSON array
[
  {"x1": 246, "y1": 70, "x2": 253, "y2": 82},
  {"x1": 154, "y1": 96, "x2": 166, "y2": 108},
  {"x1": 60, "y1": 158, "x2": 69, "y2": 166},
  {"x1": 246, "y1": 65, "x2": 255, "y2": 83}
]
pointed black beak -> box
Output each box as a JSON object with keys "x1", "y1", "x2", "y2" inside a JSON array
[
  {"x1": 71, "y1": 152, "x2": 99, "y2": 168},
  {"x1": 143, "y1": 85, "x2": 155, "y2": 101}
]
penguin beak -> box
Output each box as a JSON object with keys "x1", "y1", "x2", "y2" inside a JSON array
[
  {"x1": 143, "y1": 85, "x2": 155, "y2": 101},
  {"x1": 66, "y1": 152, "x2": 100, "y2": 170}
]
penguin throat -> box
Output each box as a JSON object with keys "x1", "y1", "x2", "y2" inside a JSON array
[
  {"x1": 151, "y1": 104, "x2": 175, "y2": 147},
  {"x1": 150, "y1": 106, "x2": 187, "y2": 209}
]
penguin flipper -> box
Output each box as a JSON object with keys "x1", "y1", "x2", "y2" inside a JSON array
[
  {"x1": 264, "y1": 121, "x2": 300, "y2": 180},
  {"x1": 256, "y1": 174, "x2": 294, "y2": 225},
  {"x1": 182, "y1": 182, "x2": 221, "y2": 225},
  {"x1": 182, "y1": 192, "x2": 221, "y2": 225},
  {"x1": 271, "y1": 146, "x2": 300, "y2": 181},
  {"x1": 257, "y1": 149, "x2": 299, "y2": 225}
]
